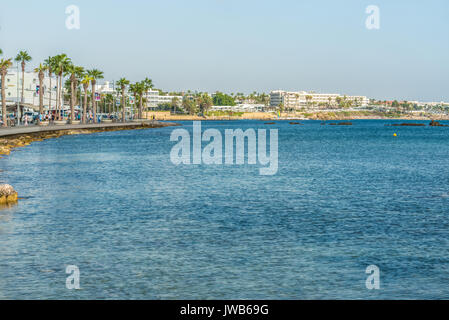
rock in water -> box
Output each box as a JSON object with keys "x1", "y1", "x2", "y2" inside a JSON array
[{"x1": 0, "y1": 184, "x2": 18, "y2": 203}]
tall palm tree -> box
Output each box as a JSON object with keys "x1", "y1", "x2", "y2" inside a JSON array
[
  {"x1": 53, "y1": 54, "x2": 71, "y2": 120},
  {"x1": 43, "y1": 57, "x2": 55, "y2": 117},
  {"x1": 130, "y1": 82, "x2": 146, "y2": 119},
  {"x1": 73, "y1": 66, "x2": 85, "y2": 108},
  {"x1": 143, "y1": 77, "x2": 153, "y2": 111},
  {"x1": 129, "y1": 83, "x2": 138, "y2": 119},
  {"x1": 105, "y1": 93, "x2": 114, "y2": 115},
  {"x1": 81, "y1": 75, "x2": 93, "y2": 124},
  {"x1": 15, "y1": 50, "x2": 32, "y2": 104},
  {"x1": 34, "y1": 64, "x2": 48, "y2": 124},
  {"x1": 116, "y1": 78, "x2": 130, "y2": 123},
  {"x1": 87, "y1": 69, "x2": 104, "y2": 123},
  {"x1": 0, "y1": 58, "x2": 13, "y2": 127},
  {"x1": 66, "y1": 64, "x2": 84, "y2": 123}
]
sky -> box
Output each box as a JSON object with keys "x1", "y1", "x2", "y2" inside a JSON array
[{"x1": 0, "y1": 0, "x2": 448, "y2": 101}]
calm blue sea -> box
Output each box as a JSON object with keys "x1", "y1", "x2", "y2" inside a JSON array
[{"x1": 1, "y1": 120, "x2": 449, "y2": 300}]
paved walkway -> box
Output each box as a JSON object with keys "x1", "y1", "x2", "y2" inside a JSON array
[{"x1": 0, "y1": 121, "x2": 174, "y2": 137}]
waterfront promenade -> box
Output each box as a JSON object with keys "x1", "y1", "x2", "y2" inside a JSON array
[{"x1": 0, "y1": 121, "x2": 175, "y2": 138}]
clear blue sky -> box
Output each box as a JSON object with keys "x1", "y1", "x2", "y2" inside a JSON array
[{"x1": 0, "y1": 0, "x2": 448, "y2": 101}]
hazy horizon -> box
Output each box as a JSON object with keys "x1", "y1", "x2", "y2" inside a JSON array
[{"x1": 0, "y1": 0, "x2": 448, "y2": 101}]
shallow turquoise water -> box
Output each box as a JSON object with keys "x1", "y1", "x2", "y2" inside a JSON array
[{"x1": 1, "y1": 120, "x2": 449, "y2": 299}]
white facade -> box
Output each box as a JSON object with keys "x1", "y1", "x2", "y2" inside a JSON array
[
  {"x1": 0, "y1": 70, "x2": 58, "y2": 107},
  {"x1": 91, "y1": 83, "x2": 183, "y2": 109},
  {"x1": 95, "y1": 81, "x2": 115, "y2": 95},
  {"x1": 270, "y1": 90, "x2": 369, "y2": 109},
  {"x1": 144, "y1": 90, "x2": 182, "y2": 108},
  {"x1": 211, "y1": 104, "x2": 266, "y2": 112}
]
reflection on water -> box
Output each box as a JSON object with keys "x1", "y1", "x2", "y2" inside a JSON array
[{"x1": 0, "y1": 201, "x2": 18, "y2": 211}]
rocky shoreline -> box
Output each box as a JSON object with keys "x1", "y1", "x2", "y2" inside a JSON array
[
  {"x1": 0, "y1": 184, "x2": 18, "y2": 204},
  {"x1": 0, "y1": 122, "x2": 177, "y2": 157}
]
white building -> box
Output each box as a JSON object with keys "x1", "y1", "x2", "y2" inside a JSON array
[
  {"x1": 93, "y1": 82, "x2": 183, "y2": 109},
  {"x1": 270, "y1": 90, "x2": 369, "y2": 110},
  {"x1": 211, "y1": 104, "x2": 266, "y2": 112},
  {"x1": 144, "y1": 90, "x2": 182, "y2": 108},
  {"x1": 0, "y1": 70, "x2": 58, "y2": 108},
  {"x1": 95, "y1": 81, "x2": 115, "y2": 95}
]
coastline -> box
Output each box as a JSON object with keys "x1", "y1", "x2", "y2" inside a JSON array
[
  {"x1": 144, "y1": 111, "x2": 449, "y2": 121},
  {"x1": 0, "y1": 121, "x2": 180, "y2": 157}
]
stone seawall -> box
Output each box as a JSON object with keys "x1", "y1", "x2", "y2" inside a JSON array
[{"x1": 0, "y1": 122, "x2": 178, "y2": 157}]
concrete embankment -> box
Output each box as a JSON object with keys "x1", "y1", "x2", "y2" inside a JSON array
[{"x1": 0, "y1": 121, "x2": 179, "y2": 156}]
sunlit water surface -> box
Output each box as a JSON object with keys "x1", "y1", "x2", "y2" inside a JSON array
[{"x1": 1, "y1": 120, "x2": 449, "y2": 299}]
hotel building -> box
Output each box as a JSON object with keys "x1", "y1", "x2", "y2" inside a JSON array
[{"x1": 270, "y1": 90, "x2": 369, "y2": 110}]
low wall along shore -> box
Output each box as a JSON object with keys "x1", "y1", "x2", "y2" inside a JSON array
[{"x1": 0, "y1": 122, "x2": 178, "y2": 157}]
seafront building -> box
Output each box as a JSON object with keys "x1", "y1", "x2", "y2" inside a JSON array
[
  {"x1": 144, "y1": 90, "x2": 182, "y2": 108},
  {"x1": 0, "y1": 70, "x2": 56, "y2": 107},
  {"x1": 270, "y1": 90, "x2": 369, "y2": 110},
  {"x1": 211, "y1": 104, "x2": 266, "y2": 112},
  {"x1": 94, "y1": 82, "x2": 182, "y2": 109}
]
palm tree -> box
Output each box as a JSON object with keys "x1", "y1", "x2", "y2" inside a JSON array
[
  {"x1": 129, "y1": 83, "x2": 138, "y2": 119},
  {"x1": 0, "y1": 58, "x2": 13, "y2": 127},
  {"x1": 43, "y1": 57, "x2": 55, "y2": 117},
  {"x1": 130, "y1": 81, "x2": 146, "y2": 119},
  {"x1": 182, "y1": 98, "x2": 196, "y2": 115},
  {"x1": 172, "y1": 97, "x2": 180, "y2": 114},
  {"x1": 87, "y1": 69, "x2": 104, "y2": 123},
  {"x1": 197, "y1": 93, "x2": 213, "y2": 114},
  {"x1": 15, "y1": 51, "x2": 32, "y2": 104},
  {"x1": 116, "y1": 78, "x2": 130, "y2": 122},
  {"x1": 34, "y1": 64, "x2": 48, "y2": 124},
  {"x1": 105, "y1": 93, "x2": 114, "y2": 115},
  {"x1": 53, "y1": 54, "x2": 71, "y2": 120},
  {"x1": 73, "y1": 66, "x2": 85, "y2": 117},
  {"x1": 143, "y1": 77, "x2": 153, "y2": 111},
  {"x1": 81, "y1": 75, "x2": 93, "y2": 123},
  {"x1": 66, "y1": 64, "x2": 84, "y2": 123}
]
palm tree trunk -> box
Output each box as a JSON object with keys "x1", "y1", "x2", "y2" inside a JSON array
[
  {"x1": 122, "y1": 89, "x2": 126, "y2": 123},
  {"x1": 59, "y1": 74, "x2": 63, "y2": 120},
  {"x1": 48, "y1": 73, "x2": 52, "y2": 119},
  {"x1": 55, "y1": 75, "x2": 60, "y2": 120},
  {"x1": 38, "y1": 73, "x2": 44, "y2": 125},
  {"x1": 91, "y1": 83, "x2": 96, "y2": 123},
  {"x1": 21, "y1": 62, "x2": 25, "y2": 103},
  {"x1": 139, "y1": 96, "x2": 143, "y2": 119},
  {"x1": 83, "y1": 87, "x2": 88, "y2": 124},
  {"x1": 54, "y1": 75, "x2": 58, "y2": 121},
  {"x1": 70, "y1": 77, "x2": 75, "y2": 124},
  {"x1": 1, "y1": 72, "x2": 7, "y2": 127}
]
